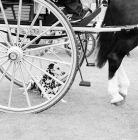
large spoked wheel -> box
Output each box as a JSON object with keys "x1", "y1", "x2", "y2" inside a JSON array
[{"x1": 0, "y1": 0, "x2": 78, "y2": 113}]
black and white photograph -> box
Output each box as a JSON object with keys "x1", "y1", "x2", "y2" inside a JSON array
[{"x1": 0, "y1": 0, "x2": 138, "y2": 139}]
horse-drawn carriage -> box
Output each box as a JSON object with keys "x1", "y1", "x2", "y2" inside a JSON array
[{"x1": 0, "y1": 0, "x2": 137, "y2": 113}]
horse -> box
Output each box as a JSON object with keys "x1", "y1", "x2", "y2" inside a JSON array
[{"x1": 96, "y1": 0, "x2": 138, "y2": 105}]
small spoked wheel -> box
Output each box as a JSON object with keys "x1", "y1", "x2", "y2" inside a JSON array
[
  {"x1": 86, "y1": 33, "x2": 96, "y2": 57},
  {"x1": 65, "y1": 32, "x2": 87, "y2": 67},
  {"x1": 0, "y1": 0, "x2": 78, "y2": 113}
]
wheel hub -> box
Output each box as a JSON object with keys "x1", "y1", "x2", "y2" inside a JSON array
[
  {"x1": 9, "y1": 52, "x2": 18, "y2": 60},
  {"x1": 8, "y1": 47, "x2": 23, "y2": 62}
]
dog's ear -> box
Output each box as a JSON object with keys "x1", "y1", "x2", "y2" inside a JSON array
[{"x1": 48, "y1": 63, "x2": 54, "y2": 70}]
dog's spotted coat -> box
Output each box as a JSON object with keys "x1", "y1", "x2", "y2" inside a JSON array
[{"x1": 25, "y1": 63, "x2": 65, "y2": 98}]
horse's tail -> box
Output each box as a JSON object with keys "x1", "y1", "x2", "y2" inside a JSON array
[{"x1": 96, "y1": 7, "x2": 117, "y2": 68}]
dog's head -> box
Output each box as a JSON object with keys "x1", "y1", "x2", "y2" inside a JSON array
[{"x1": 47, "y1": 63, "x2": 65, "y2": 77}]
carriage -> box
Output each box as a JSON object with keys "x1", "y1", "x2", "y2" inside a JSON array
[{"x1": 0, "y1": 0, "x2": 135, "y2": 113}]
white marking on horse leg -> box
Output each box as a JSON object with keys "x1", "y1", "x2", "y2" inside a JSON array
[
  {"x1": 118, "y1": 64, "x2": 130, "y2": 96},
  {"x1": 108, "y1": 71, "x2": 124, "y2": 103}
]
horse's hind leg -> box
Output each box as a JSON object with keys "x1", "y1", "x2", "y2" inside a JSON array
[
  {"x1": 107, "y1": 53, "x2": 124, "y2": 104},
  {"x1": 117, "y1": 64, "x2": 130, "y2": 99},
  {"x1": 108, "y1": 71, "x2": 124, "y2": 104}
]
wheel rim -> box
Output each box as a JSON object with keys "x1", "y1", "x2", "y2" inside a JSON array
[{"x1": 0, "y1": 0, "x2": 78, "y2": 113}]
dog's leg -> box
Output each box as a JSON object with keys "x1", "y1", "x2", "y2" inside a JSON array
[
  {"x1": 42, "y1": 87, "x2": 67, "y2": 103},
  {"x1": 61, "y1": 99, "x2": 67, "y2": 103},
  {"x1": 53, "y1": 83, "x2": 67, "y2": 103},
  {"x1": 23, "y1": 79, "x2": 35, "y2": 95}
]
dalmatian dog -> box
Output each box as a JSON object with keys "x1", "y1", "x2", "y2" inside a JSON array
[{"x1": 24, "y1": 63, "x2": 66, "y2": 99}]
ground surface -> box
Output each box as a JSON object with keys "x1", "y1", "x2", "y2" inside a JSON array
[
  {"x1": 1, "y1": 1, "x2": 138, "y2": 140},
  {"x1": 1, "y1": 48, "x2": 138, "y2": 140}
]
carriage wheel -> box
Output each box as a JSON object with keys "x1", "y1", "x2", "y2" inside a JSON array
[
  {"x1": 86, "y1": 33, "x2": 96, "y2": 57},
  {"x1": 0, "y1": 0, "x2": 78, "y2": 113}
]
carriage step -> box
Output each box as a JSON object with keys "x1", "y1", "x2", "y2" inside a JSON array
[
  {"x1": 79, "y1": 81, "x2": 91, "y2": 87},
  {"x1": 86, "y1": 63, "x2": 95, "y2": 67}
]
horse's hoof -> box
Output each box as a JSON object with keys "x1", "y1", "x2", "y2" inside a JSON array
[
  {"x1": 111, "y1": 94, "x2": 124, "y2": 104},
  {"x1": 119, "y1": 92, "x2": 126, "y2": 100},
  {"x1": 111, "y1": 100, "x2": 125, "y2": 106}
]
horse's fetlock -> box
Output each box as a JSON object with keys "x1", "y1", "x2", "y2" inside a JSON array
[
  {"x1": 119, "y1": 80, "x2": 130, "y2": 88},
  {"x1": 108, "y1": 87, "x2": 118, "y2": 95}
]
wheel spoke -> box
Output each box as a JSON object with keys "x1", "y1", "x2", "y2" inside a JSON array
[
  {"x1": 27, "y1": 55, "x2": 35, "y2": 82},
  {"x1": 38, "y1": 50, "x2": 43, "y2": 75},
  {"x1": 0, "y1": 42, "x2": 10, "y2": 50},
  {"x1": 22, "y1": 21, "x2": 60, "y2": 50},
  {"x1": 0, "y1": 61, "x2": 12, "y2": 86},
  {"x1": 21, "y1": 61, "x2": 50, "y2": 100},
  {"x1": 8, "y1": 62, "x2": 16, "y2": 108},
  {"x1": 24, "y1": 54, "x2": 71, "y2": 66},
  {"x1": 0, "y1": 50, "x2": 7, "y2": 53},
  {"x1": 19, "y1": 62, "x2": 31, "y2": 108},
  {"x1": 0, "y1": 58, "x2": 8, "y2": 66},
  {"x1": 0, "y1": 55, "x2": 8, "y2": 59},
  {"x1": 20, "y1": 5, "x2": 43, "y2": 47},
  {"x1": 87, "y1": 50, "x2": 90, "y2": 53},
  {"x1": 0, "y1": 33, "x2": 11, "y2": 48},
  {"x1": 47, "y1": 48, "x2": 70, "y2": 66},
  {"x1": 24, "y1": 41, "x2": 70, "y2": 52},
  {"x1": 0, "y1": 1, "x2": 14, "y2": 45},
  {"x1": 23, "y1": 58, "x2": 64, "y2": 85},
  {"x1": 56, "y1": 43, "x2": 72, "y2": 52},
  {"x1": 16, "y1": 0, "x2": 22, "y2": 45}
]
